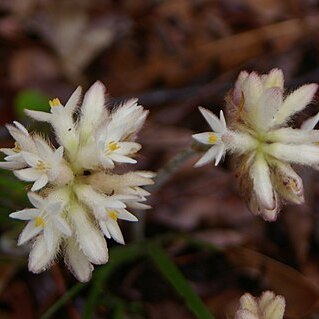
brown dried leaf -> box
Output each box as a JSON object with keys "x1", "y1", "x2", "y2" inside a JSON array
[{"x1": 226, "y1": 247, "x2": 319, "y2": 318}]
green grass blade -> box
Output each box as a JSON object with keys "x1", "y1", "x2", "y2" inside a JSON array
[
  {"x1": 82, "y1": 243, "x2": 144, "y2": 319},
  {"x1": 148, "y1": 243, "x2": 214, "y2": 319},
  {"x1": 39, "y1": 283, "x2": 86, "y2": 319}
]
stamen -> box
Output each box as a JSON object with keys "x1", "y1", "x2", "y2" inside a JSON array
[
  {"x1": 208, "y1": 133, "x2": 218, "y2": 144},
  {"x1": 13, "y1": 142, "x2": 21, "y2": 153},
  {"x1": 108, "y1": 210, "x2": 119, "y2": 221},
  {"x1": 35, "y1": 216, "x2": 45, "y2": 227},
  {"x1": 49, "y1": 98, "x2": 62, "y2": 107},
  {"x1": 36, "y1": 160, "x2": 49, "y2": 171},
  {"x1": 107, "y1": 141, "x2": 120, "y2": 152}
]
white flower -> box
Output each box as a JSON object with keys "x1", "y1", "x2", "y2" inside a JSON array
[
  {"x1": 192, "y1": 108, "x2": 227, "y2": 167},
  {"x1": 14, "y1": 138, "x2": 71, "y2": 191},
  {"x1": 235, "y1": 291, "x2": 285, "y2": 319},
  {"x1": 9, "y1": 192, "x2": 71, "y2": 252},
  {"x1": 1, "y1": 81, "x2": 153, "y2": 282},
  {"x1": 193, "y1": 69, "x2": 319, "y2": 221},
  {"x1": 0, "y1": 121, "x2": 37, "y2": 170},
  {"x1": 99, "y1": 208, "x2": 138, "y2": 244}
]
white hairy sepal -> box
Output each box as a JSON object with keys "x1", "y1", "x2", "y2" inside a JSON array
[
  {"x1": 272, "y1": 84, "x2": 318, "y2": 126},
  {"x1": 250, "y1": 153, "x2": 275, "y2": 210},
  {"x1": 86, "y1": 171, "x2": 155, "y2": 194},
  {"x1": 28, "y1": 234, "x2": 61, "y2": 273},
  {"x1": 235, "y1": 291, "x2": 285, "y2": 319},
  {"x1": 107, "y1": 99, "x2": 149, "y2": 140},
  {"x1": 272, "y1": 161, "x2": 304, "y2": 204},
  {"x1": 78, "y1": 81, "x2": 108, "y2": 143},
  {"x1": 265, "y1": 143, "x2": 319, "y2": 166},
  {"x1": 64, "y1": 238, "x2": 94, "y2": 282},
  {"x1": 266, "y1": 127, "x2": 319, "y2": 144},
  {"x1": 69, "y1": 203, "x2": 108, "y2": 265}
]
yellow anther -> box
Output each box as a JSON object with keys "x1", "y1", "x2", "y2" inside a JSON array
[
  {"x1": 107, "y1": 141, "x2": 120, "y2": 152},
  {"x1": 36, "y1": 160, "x2": 48, "y2": 171},
  {"x1": 208, "y1": 133, "x2": 218, "y2": 144},
  {"x1": 108, "y1": 210, "x2": 119, "y2": 221},
  {"x1": 49, "y1": 98, "x2": 62, "y2": 107},
  {"x1": 13, "y1": 142, "x2": 21, "y2": 153},
  {"x1": 35, "y1": 216, "x2": 45, "y2": 227}
]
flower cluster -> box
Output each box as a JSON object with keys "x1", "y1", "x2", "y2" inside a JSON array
[
  {"x1": 193, "y1": 69, "x2": 319, "y2": 221},
  {"x1": 235, "y1": 291, "x2": 285, "y2": 319},
  {"x1": 0, "y1": 82, "x2": 154, "y2": 282}
]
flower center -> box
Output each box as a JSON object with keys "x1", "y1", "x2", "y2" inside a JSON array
[
  {"x1": 208, "y1": 133, "x2": 218, "y2": 144},
  {"x1": 36, "y1": 160, "x2": 49, "y2": 171},
  {"x1": 49, "y1": 98, "x2": 62, "y2": 107},
  {"x1": 13, "y1": 142, "x2": 21, "y2": 153},
  {"x1": 35, "y1": 216, "x2": 45, "y2": 227},
  {"x1": 107, "y1": 141, "x2": 120, "y2": 152},
  {"x1": 108, "y1": 210, "x2": 119, "y2": 221}
]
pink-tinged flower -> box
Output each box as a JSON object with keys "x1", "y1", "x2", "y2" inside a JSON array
[
  {"x1": 193, "y1": 69, "x2": 319, "y2": 221},
  {"x1": 235, "y1": 291, "x2": 285, "y2": 319},
  {"x1": 1, "y1": 82, "x2": 154, "y2": 282}
]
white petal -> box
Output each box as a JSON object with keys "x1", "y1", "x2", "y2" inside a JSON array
[
  {"x1": 18, "y1": 221, "x2": 42, "y2": 245},
  {"x1": 118, "y1": 209, "x2": 138, "y2": 221},
  {"x1": 34, "y1": 137, "x2": 54, "y2": 157},
  {"x1": 70, "y1": 204, "x2": 108, "y2": 264},
  {"x1": 116, "y1": 142, "x2": 141, "y2": 155},
  {"x1": 0, "y1": 161, "x2": 25, "y2": 170},
  {"x1": 9, "y1": 209, "x2": 39, "y2": 220},
  {"x1": 52, "y1": 216, "x2": 72, "y2": 236},
  {"x1": 53, "y1": 146, "x2": 64, "y2": 161},
  {"x1": 43, "y1": 223, "x2": 55, "y2": 253},
  {"x1": 109, "y1": 154, "x2": 137, "y2": 164},
  {"x1": 27, "y1": 192, "x2": 44, "y2": 208},
  {"x1": 194, "y1": 145, "x2": 221, "y2": 167},
  {"x1": 24, "y1": 109, "x2": 52, "y2": 122},
  {"x1": 13, "y1": 121, "x2": 29, "y2": 135},
  {"x1": 219, "y1": 110, "x2": 226, "y2": 130},
  {"x1": 273, "y1": 84, "x2": 318, "y2": 125},
  {"x1": 198, "y1": 107, "x2": 223, "y2": 132},
  {"x1": 250, "y1": 154, "x2": 275, "y2": 210},
  {"x1": 126, "y1": 201, "x2": 151, "y2": 210},
  {"x1": 214, "y1": 144, "x2": 226, "y2": 166},
  {"x1": 301, "y1": 111, "x2": 319, "y2": 130},
  {"x1": 29, "y1": 234, "x2": 60, "y2": 273},
  {"x1": 31, "y1": 174, "x2": 49, "y2": 191},
  {"x1": 105, "y1": 219, "x2": 125, "y2": 244},
  {"x1": 64, "y1": 238, "x2": 93, "y2": 282},
  {"x1": 192, "y1": 132, "x2": 215, "y2": 144},
  {"x1": 21, "y1": 152, "x2": 41, "y2": 167},
  {"x1": 99, "y1": 221, "x2": 111, "y2": 238}
]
